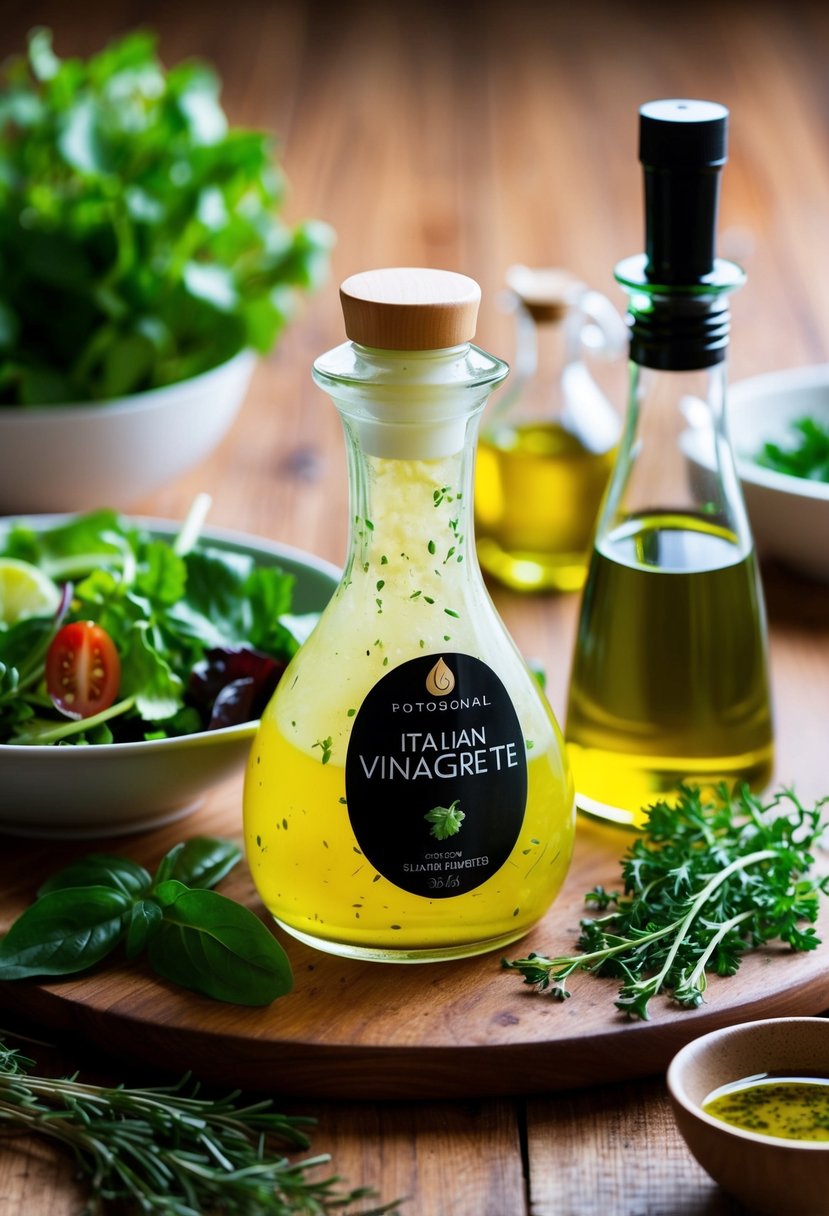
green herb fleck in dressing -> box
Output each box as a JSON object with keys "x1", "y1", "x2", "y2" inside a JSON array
[{"x1": 704, "y1": 1074, "x2": 829, "y2": 1141}]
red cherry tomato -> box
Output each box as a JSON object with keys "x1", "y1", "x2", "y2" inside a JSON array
[{"x1": 45, "y1": 621, "x2": 121, "y2": 720}]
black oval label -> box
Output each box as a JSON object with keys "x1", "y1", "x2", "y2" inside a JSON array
[{"x1": 345, "y1": 653, "x2": 528, "y2": 898}]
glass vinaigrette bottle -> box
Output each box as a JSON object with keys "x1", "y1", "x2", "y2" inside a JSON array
[
  {"x1": 244, "y1": 267, "x2": 575, "y2": 962},
  {"x1": 565, "y1": 99, "x2": 774, "y2": 828},
  {"x1": 474, "y1": 265, "x2": 626, "y2": 592}
]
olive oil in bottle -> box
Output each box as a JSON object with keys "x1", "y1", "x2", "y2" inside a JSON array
[
  {"x1": 565, "y1": 100, "x2": 774, "y2": 827},
  {"x1": 475, "y1": 266, "x2": 623, "y2": 593},
  {"x1": 244, "y1": 268, "x2": 575, "y2": 962},
  {"x1": 566, "y1": 513, "x2": 773, "y2": 826}
]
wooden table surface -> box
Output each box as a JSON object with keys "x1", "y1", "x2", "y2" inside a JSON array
[{"x1": 2, "y1": 1, "x2": 829, "y2": 1212}]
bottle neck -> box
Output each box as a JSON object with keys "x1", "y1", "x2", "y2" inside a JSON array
[
  {"x1": 615, "y1": 254, "x2": 745, "y2": 372},
  {"x1": 313, "y1": 342, "x2": 508, "y2": 460},
  {"x1": 340, "y1": 409, "x2": 478, "y2": 589},
  {"x1": 596, "y1": 356, "x2": 752, "y2": 555}
]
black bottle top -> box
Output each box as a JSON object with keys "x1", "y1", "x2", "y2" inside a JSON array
[
  {"x1": 640, "y1": 98, "x2": 728, "y2": 285},
  {"x1": 617, "y1": 98, "x2": 743, "y2": 372}
]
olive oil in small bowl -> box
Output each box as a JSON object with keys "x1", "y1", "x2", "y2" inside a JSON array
[
  {"x1": 667, "y1": 1018, "x2": 829, "y2": 1216},
  {"x1": 704, "y1": 1072, "x2": 829, "y2": 1142}
]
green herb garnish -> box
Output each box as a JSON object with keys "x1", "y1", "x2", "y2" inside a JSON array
[
  {"x1": 0, "y1": 29, "x2": 333, "y2": 406},
  {"x1": 504, "y1": 785, "x2": 829, "y2": 1020},
  {"x1": 313, "y1": 736, "x2": 333, "y2": 765},
  {"x1": 425, "y1": 799, "x2": 465, "y2": 840},
  {"x1": 755, "y1": 416, "x2": 829, "y2": 482},
  {"x1": 0, "y1": 1033, "x2": 399, "y2": 1215},
  {"x1": 0, "y1": 837, "x2": 292, "y2": 1006}
]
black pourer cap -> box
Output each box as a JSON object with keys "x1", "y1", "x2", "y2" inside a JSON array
[{"x1": 640, "y1": 99, "x2": 729, "y2": 284}]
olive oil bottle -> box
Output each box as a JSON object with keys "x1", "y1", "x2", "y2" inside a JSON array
[
  {"x1": 565, "y1": 100, "x2": 774, "y2": 827},
  {"x1": 244, "y1": 268, "x2": 575, "y2": 962},
  {"x1": 475, "y1": 266, "x2": 624, "y2": 592}
]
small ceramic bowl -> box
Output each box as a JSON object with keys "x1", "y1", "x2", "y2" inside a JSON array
[
  {"x1": 683, "y1": 363, "x2": 829, "y2": 581},
  {"x1": 0, "y1": 350, "x2": 256, "y2": 514},
  {"x1": 667, "y1": 1017, "x2": 829, "y2": 1216}
]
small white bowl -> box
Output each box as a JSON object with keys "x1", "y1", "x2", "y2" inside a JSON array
[
  {"x1": 668, "y1": 1017, "x2": 829, "y2": 1216},
  {"x1": 0, "y1": 519, "x2": 339, "y2": 839},
  {"x1": 0, "y1": 351, "x2": 256, "y2": 514},
  {"x1": 684, "y1": 364, "x2": 829, "y2": 581}
]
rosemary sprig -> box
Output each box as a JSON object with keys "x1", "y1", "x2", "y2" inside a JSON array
[
  {"x1": 504, "y1": 784, "x2": 829, "y2": 1020},
  {"x1": 0, "y1": 1035, "x2": 400, "y2": 1215}
]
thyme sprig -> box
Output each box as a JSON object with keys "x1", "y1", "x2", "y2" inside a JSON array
[
  {"x1": 504, "y1": 785, "x2": 829, "y2": 1020},
  {"x1": 0, "y1": 1034, "x2": 400, "y2": 1215}
]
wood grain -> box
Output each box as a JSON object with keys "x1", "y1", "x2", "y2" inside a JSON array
[
  {"x1": 2, "y1": 792, "x2": 828, "y2": 1102},
  {"x1": 1, "y1": 0, "x2": 829, "y2": 1212}
]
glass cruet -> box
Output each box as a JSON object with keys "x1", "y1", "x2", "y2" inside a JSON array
[
  {"x1": 244, "y1": 267, "x2": 575, "y2": 962},
  {"x1": 474, "y1": 264, "x2": 626, "y2": 592},
  {"x1": 564, "y1": 99, "x2": 774, "y2": 829}
]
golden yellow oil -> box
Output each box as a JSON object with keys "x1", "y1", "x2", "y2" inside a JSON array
[
  {"x1": 245, "y1": 722, "x2": 573, "y2": 960},
  {"x1": 475, "y1": 421, "x2": 615, "y2": 592},
  {"x1": 704, "y1": 1075, "x2": 829, "y2": 1142},
  {"x1": 565, "y1": 512, "x2": 773, "y2": 827},
  {"x1": 243, "y1": 452, "x2": 575, "y2": 962}
]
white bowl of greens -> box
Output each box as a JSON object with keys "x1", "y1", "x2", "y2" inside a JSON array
[
  {"x1": 0, "y1": 351, "x2": 257, "y2": 513},
  {"x1": 683, "y1": 364, "x2": 829, "y2": 581},
  {"x1": 0, "y1": 500, "x2": 339, "y2": 837},
  {"x1": 0, "y1": 29, "x2": 333, "y2": 513}
]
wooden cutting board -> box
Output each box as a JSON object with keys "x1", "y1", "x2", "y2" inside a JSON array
[{"x1": 2, "y1": 786, "x2": 828, "y2": 1101}]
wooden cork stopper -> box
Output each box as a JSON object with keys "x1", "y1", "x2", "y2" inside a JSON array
[
  {"x1": 505, "y1": 265, "x2": 585, "y2": 323},
  {"x1": 339, "y1": 267, "x2": 481, "y2": 350}
]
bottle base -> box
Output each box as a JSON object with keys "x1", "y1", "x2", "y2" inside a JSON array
[
  {"x1": 568, "y1": 740, "x2": 775, "y2": 830},
  {"x1": 476, "y1": 537, "x2": 588, "y2": 593},
  {"x1": 273, "y1": 917, "x2": 536, "y2": 964}
]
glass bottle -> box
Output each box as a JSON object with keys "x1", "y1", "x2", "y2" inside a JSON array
[
  {"x1": 474, "y1": 265, "x2": 625, "y2": 592},
  {"x1": 565, "y1": 99, "x2": 774, "y2": 828},
  {"x1": 244, "y1": 267, "x2": 575, "y2": 962}
]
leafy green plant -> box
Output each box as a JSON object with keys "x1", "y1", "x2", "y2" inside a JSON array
[
  {"x1": 504, "y1": 785, "x2": 829, "y2": 1019},
  {"x1": 0, "y1": 499, "x2": 313, "y2": 744},
  {"x1": 755, "y1": 416, "x2": 829, "y2": 483},
  {"x1": 0, "y1": 1033, "x2": 400, "y2": 1214},
  {"x1": 0, "y1": 27, "x2": 334, "y2": 405},
  {"x1": 0, "y1": 836, "x2": 292, "y2": 1005}
]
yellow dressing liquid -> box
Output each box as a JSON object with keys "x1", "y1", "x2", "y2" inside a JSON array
[
  {"x1": 244, "y1": 453, "x2": 575, "y2": 962},
  {"x1": 704, "y1": 1075, "x2": 829, "y2": 1141}
]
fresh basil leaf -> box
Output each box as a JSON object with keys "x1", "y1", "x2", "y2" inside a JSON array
[
  {"x1": 0, "y1": 887, "x2": 130, "y2": 978},
  {"x1": 37, "y1": 855, "x2": 152, "y2": 900},
  {"x1": 163, "y1": 837, "x2": 242, "y2": 890},
  {"x1": 125, "y1": 898, "x2": 163, "y2": 960},
  {"x1": 150, "y1": 881, "x2": 292, "y2": 1005},
  {"x1": 153, "y1": 843, "x2": 185, "y2": 887}
]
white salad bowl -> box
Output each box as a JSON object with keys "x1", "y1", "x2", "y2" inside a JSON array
[
  {"x1": 683, "y1": 363, "x2": 829, "y2": 581},
  {"x1": 0, "y1": 351, "x2": 256, "y2": 514},
  {"x1": 0, "y1": 518, "x2": 339, "y2": 838}
]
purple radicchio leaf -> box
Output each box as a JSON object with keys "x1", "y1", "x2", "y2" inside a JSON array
[{"x1": 189, "y1": 647, "x2": 286, "y2": 729}]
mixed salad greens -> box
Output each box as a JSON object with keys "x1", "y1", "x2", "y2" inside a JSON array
[
  {"x1": 0, "y1": 498, "x2": 309, "y2": 745},
  {"x1": 0, "y1": 28, "x2": 333, "y2": 405},
  {"x1": 755, "y1": 415, "x2": 829, "y2": 483}
]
